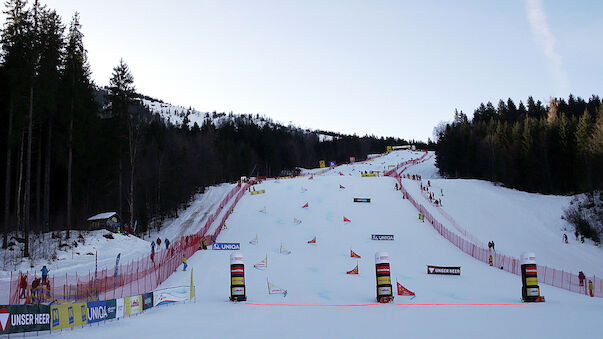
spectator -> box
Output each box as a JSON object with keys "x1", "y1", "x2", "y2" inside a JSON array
[
  {"x1": 588, "y1": 280, "x2": 594, "y2": 297},
  {"x1": 41, "y1": 265, "x2": 49, "y2": 284},
  {"x1": 182, "y1": 255, "x2": 188, "y2": 271},
  {"x1": 157, "y1": 237, "x2": 162, "y2": 249},
  {"x1": 151, "y1": 241, "x2": 156, "y2": 254},
  {"x1": 19, "y1": 273, "x2": 28, "y2": 299},
  {"x1": 579, "y1": 271, "x2": 586, "y2": 287},
  {"x1": 165, "y1": 238, "x2": 170, "y2": 249}
]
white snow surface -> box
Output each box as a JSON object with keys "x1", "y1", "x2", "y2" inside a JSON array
[{"x1": 40, "y1": 150, "x2": 603, "y2": 338}]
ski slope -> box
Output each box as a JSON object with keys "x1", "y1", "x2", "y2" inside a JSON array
[{"x1": 48, "y1": 150, "x2": 603, "y2": 338}]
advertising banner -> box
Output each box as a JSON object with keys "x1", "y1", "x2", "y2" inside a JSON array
[
  {"x1": 371, "y1": 234, "x2": 394, "y2": 241},
  {"x1": 142, "y1": 293, "x2": 154, "y2": 310},
  {"x1": 250, "y1": 189, "x2": 266, "y2": 195},
  {"x1": 115, "y1": 298, "x2": 125, "y2": 319},
  {"x1": 125, "y1": 295, "x2": 143, "y2": 316},
  {"x1": 153, "y1": 287, "x2": 190, "y2": 307},
  {"x1": 328, "y1": 161, "x2": 336, "y2": 167},
  {"x1": 212, "y1": 243, "x2": 241, "y2": 250},
  {"x1": 319, "y1": 160, "x2": 325, "y2": 168},
  {"x1": 50, "y1": 302, "x2": 87, "y2": 330},
  {"x1": 86, "y1": 301, "x2": 108, "y2": 324},
  {"x1": 349, "y1": 156, "x2": 355, "y2": 164},
  {"x1": 353, "y1": 198, "x2": 371, "y2": 203},
  {"x1": 0, "y1": 305, "x2": 50, "y2": 335},
  {"x1": 105, "y1": 299, "x2": 116, "y2": 320},
  {"x1": 426, "y1": 265, "x2": 461, "y2": 275}
]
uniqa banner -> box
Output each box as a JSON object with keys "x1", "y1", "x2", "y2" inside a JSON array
[
  {"x1": 86, "y1": 301, "x2": 108, "y2": 324},
  {"x1": 153, "y1": 287, "x2": 190, "y2": 307},
  {"x1": 371, "y1": 234, "x2": 394, "y2": 241},
  {"x1": 0, "y1": 304, "x2": 50, "y2": 334},
  {"x1": 50, "y1": 302, "x2": 87, "y2": 330},
  {"x1": 212, "y1": 243, "x2": 241, "y2": 250}
]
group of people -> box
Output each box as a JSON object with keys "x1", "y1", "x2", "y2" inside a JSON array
[
  {"x1": 150, "y1": 237, "x2": 171, "y2": 262},
  {"x1": 578, "y1": 271, "x2": 595, "y2": 297},
  {"x1": 18, "y1": 265, "x2": 51, "y2": 304}
]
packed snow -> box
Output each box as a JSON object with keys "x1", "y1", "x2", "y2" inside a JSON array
[{"x1": 36, "y1": 150, "x2": 603, "y2": 338}]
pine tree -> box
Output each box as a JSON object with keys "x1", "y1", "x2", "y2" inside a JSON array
[
  {"x1": 62, "y1": 12, "x2": 90, "y2": 238},
  {"x1": 575, "y1": 110, "x2": 593, "y2": 190},
  {"x1": 108, "y1": 59, "x2": 137, "y2": 231},
  {"x1": 0, "y1": 0, "x2": 33, "y2": 248}
]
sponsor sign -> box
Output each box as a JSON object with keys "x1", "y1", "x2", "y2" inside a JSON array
[
  {"x1": 142, "y1": 293, "x2": 154, "y2": 310},
  {"x1": 353, "y1": 198, "x2": 371, "y2": 203},
  {"x1": 376, "y1": 267, "x2": 390, "y2": 274},
  {"x1": 361, "y1": 172, "x2": 378, "y2": 177},
  {"x1": 50, "y1": 303, "x2": 87, "y2": 330},
  {"x1": 153, "y1": 287, "x2": 190, "y2": 307},
  {"x1": 231, "y1": 267, "x2": 244, "y2": 274},
  {"x1": 86, "y1": 301, "x2": 108, "y2": 324},
  {"x1": 349, "y1": 156, "x2": 355, "y2": 164},
  {"x1": 319, "y1": 160, "x2": 326, "y2": 168},
  {"x1": 0, "y1": 305, "x2": 50, "y2": 335},
  {"x1": 525, "y1": 267, "x2": 537, "y2": 274},
  {"x1": 329, "y1": 161, "x2": 336, "y2": 167},
  {"x1": 125, "y1": 295, "x2": 143, "y2": 316},
  {"x1": 371, "y1": 234, "x2": 394, "y2": 241},
  {"x1": 105, "y1": 299, "x2": 117, "y2": 320},
  {"x1": 426, "y1": 265, "x2": 461, "y2": 275},
  {"x1": 213, "y1": 243, "x2": 241, "y2": 250},
  {"x1": 378, "y1": 286, "x2": 392, "y2": 295},
  {"x1": 250, "y1": 189, "x2": 266, "y2": 195},
  {"x1": 377, "y1": 276, "x2": 391, "y2": 285},
  {"x1": 388, "y1": 164, "x2": 395, "y2": 168},
  {"x1": 115, "y1": 298, "x2": 125, "y2": 319},
  {"x1": 231, "y1": 287, "x2": 245, "y2": 296},
  {"x1": 526, "y1": 288, "x2": 540, "y2": 297}
]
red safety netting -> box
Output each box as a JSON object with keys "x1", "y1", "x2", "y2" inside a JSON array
[
  {"x1": 5, "y1": 182, "x2": 250, "y2": 305},
  {"x1": 388, "y1": 168, "x2": 602, "y2": 298}
]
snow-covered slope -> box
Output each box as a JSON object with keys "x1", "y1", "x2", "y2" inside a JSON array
[{"x1": 47, "y1": 150, "x2": 603, "y2": 339}]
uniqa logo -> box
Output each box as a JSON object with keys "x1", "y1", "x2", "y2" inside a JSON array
[{"x1": 87, "y1": 306, "x2": 107, "y2": 321}]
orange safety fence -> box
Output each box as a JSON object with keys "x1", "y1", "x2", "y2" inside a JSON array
[
  {"x1": 386, "y1": 161, "x2": 601, "y2": 298},
  {"x1": 3, "y1": 182, "x2": 250, "y2": 305}
]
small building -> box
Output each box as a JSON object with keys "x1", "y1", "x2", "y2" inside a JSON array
[{"x1": 87, "y1": 212, "x2": 120, "y2": 231}]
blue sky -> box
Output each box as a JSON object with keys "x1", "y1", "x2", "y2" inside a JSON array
[{"x1": 4, "y1": 0, "x2": 602, "y2": 140}]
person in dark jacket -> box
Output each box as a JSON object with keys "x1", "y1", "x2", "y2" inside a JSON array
[
  {"x1": 579, "y1": 271, "x2": 586, "y2": 287},
  {"x1": 165, "y1": 238, "x2": 170, "y2": 249}
]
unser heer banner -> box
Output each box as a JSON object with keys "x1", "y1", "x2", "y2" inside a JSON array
[
  {"x1": 0, "y1": 305, "x2": 50, "y2": 334},
  {"x1": 426, "y1": 265, "x2": 461, "y2": 275}
]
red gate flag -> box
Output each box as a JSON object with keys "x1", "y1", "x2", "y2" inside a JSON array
[
  {"x1": 347, "y1": 263, "x2": 358, "y2": 275},
  {"x1": 308, "y1": 176, "x2": 313, "y2": 180},
  {"x1": 307, "y1": 237, "x2": 316, "y2": 244},
  {"x1": 339, "y1": 184, "x2": 345, "y2": 189},
  {"x1": 397, "y1": 282, "x2": 415, "y2": 296},
  {"x1": 350, "y1": 250, "x2": 361, "y2": 258},
  {"x1": 302, "y1": 202, "x2": 309, "y2": 208},
  {"x1": 343, "y1": 216, "x2": 351, "y2": 222},
  {"x1": 339, "y1": 172, "x2": 344, "y2": 176}
]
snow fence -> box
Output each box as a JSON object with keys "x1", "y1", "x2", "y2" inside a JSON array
[
  {"x1": 4, "y1": 182, "x2": 250, "y2": 305},
  {"x1": 386, "y1": 155, "x2": 602, "y2": 298}
]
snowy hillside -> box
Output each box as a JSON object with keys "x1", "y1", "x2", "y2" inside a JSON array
[{"x1": 46, "y1": 150, "x2": 603, "y2": 338}]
